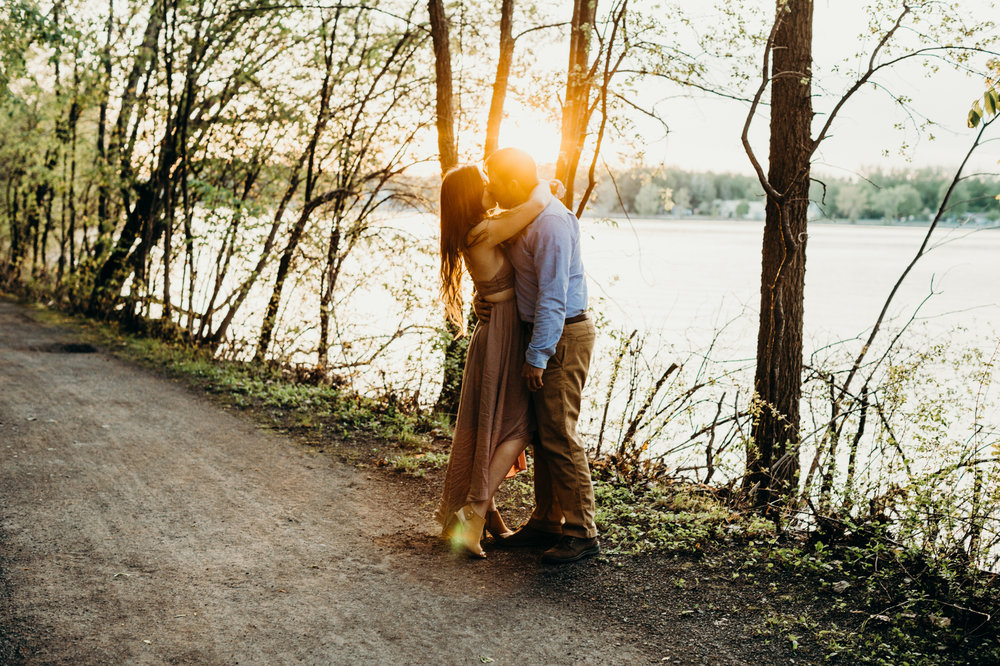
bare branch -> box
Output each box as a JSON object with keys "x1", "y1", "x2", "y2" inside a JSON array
[
  {"x1": 513, "y1": 21, "x2": 569, "y2": 41},
  {"x1": 741, "y1": 11, "x2": 784, "y2": 200}
]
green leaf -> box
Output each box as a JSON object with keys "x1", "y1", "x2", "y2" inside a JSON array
[
  {"x1": 985, "y1": 89, "x2": 998, "y2": 117},
  {"x1": 969, "y1": 99, "x2": 984, "y2": 128}
]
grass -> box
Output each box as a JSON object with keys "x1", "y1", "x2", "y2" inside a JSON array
[{"x1": 388, "y1": 451, "x2": 450, "y2": 477}]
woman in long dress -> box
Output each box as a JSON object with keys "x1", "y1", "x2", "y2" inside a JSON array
[{"x1": 435, "y1": 164, "x2": 553, "y2": 558}]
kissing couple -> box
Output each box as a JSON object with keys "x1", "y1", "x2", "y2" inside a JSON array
[{"x1": 434, "y1": 148, "x2": 599, "y2": 565}]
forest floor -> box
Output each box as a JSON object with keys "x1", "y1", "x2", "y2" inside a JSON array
[{"x1": 0, "y1": 296, "x2": 993, "y2": 665}]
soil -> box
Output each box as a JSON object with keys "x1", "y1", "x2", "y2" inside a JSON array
[{"x1": 0, "y1": 299, "x2": 830, "y2": 665}]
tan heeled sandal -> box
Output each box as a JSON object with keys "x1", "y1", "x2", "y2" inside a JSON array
[
  {"x1": 485, "y1": 509, "x2": 513, "y2": 540},
  {"x1": 446, "y1": 504, "x2": 486, "y2": 558}
]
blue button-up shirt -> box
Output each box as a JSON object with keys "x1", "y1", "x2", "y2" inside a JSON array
[{"x1": 507, "y1": 198, "x2": 589, "y2": 369}]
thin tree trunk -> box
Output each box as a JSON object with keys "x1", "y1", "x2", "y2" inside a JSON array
[
  {"x1": 88, "y1": 0, "x2": 164, "y2": 314},
  {"x1": 39, "y1": 172, "x2": 55, "y2": 276},
  {"x1": 744, "y1": 0, "x2": 813, "y2": 513},
  {"x1": 94, "y1": 0, "x2": 114, "y2": 263},
  {"x1": 555, "y1": 0, "x2": 598, "y2": 207},
  {"x1": 428, "y1": 0, "x2": 466, "y2": 415},
  {"x1": 484, "y1": 0, "x2": 515, "y2": 159},
  {"x1": 318, "y1": 222, "x2": 342, "y2": 367},
  {"x1": 53, "y1": 0, "x2": 67, "y2": 283},
  {"x1": 575, "y1": 0, "x2": 628, "y2": 217},
  {"x1": 30, "y1": 172, "x2": 52, "y2": 276},
  {"x1": 254, "y1": 208, "x2": 311, "y2": 362},
  {"x1": 67, "y1": 55, "x2": 80, "y2": 276},
  {"x1": 87, "y1": 181, "x2": 155, "y2": 316},
  {"x1": 428, "y1": 0, "x2": 458, "y2": 171},
  {"x1": 162, "y1": 1, "x2": 176, "y2": 320},
  {"x1": 6, "y1": 177, "x2": 25, "y2": 278},
  {"x1": 253, "y1": 12, "x2": 340, "y2": 362}
]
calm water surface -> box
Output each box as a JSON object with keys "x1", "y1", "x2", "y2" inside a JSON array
[{"x1": 580, "y1": 218, "x2": 1000, "y2": 357}]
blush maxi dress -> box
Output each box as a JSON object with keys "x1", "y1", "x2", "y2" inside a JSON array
[{"x1": 435, "y1": 258, "x2": 533, "y2": 527}]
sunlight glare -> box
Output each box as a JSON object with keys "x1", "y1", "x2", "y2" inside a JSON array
[{"x1": 497, "y1": 110, "x2": 562, "y2": 169}]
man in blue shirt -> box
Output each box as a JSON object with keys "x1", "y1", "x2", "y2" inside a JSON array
[{"x1": 481, "y1": 148, "x2": 599, "y2": 564}]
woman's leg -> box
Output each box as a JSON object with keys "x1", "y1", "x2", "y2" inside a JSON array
[{"x1": 471, "y1": 437, "x2": 529, "y2": 516}]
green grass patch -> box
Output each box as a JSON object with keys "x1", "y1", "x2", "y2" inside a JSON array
[
  {"x1": 388, "y1": 451, "x2": 450, "y2": 477},
  {"x1": 741, "y1": 531, "x2": 1000, "y2": 664},
  {"x1": 593, "y1": 473, "x2": 765, "y2": 556}
]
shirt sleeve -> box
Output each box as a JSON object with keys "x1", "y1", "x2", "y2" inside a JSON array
[{"x1": 526, "y1": 215, "x2": 570, "y2": 369}]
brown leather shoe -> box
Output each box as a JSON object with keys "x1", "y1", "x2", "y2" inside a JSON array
[
  {"x1": 494, "y1": 524, "x2": 561, "y2": 548},
  {"x1": 541, "y1": 536, "x2": 600, "y2": 564}
]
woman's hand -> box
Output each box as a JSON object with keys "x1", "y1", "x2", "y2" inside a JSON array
[{"x1": 549, "y1": 179, "x2": 566, "y2": 200}]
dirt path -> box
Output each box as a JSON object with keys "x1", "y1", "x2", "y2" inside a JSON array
[{"x1": 0, "y1": 300, "x2": 693, "y2": 665}]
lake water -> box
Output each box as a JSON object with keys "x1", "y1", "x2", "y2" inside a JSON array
[
  {"x1": 580, "y1": 217, "x2": 1000, "y2": 360},
  {"x1": 574, "y1": 217, "x2": 999, "y2": 481}
]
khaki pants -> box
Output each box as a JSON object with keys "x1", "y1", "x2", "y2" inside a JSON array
[{"x1": 526, "y1": 319, "x2": 597, "y2": 539}]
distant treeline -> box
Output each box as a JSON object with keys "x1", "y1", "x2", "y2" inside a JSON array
[{"x1": 583, "y1": 166, "x2": 1000, "y2": 222}]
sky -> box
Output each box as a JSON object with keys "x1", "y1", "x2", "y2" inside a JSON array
[{"x1": 493, "y1": 0, "x2": 999, "y2": 178}]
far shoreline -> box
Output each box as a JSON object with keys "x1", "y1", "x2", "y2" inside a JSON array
[{"x1": 583, "y1": 213, "x2": 1000, "y2": 229}]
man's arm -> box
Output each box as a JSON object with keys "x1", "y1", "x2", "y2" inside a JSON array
[
  {"x1": 525, "y1": 215, "x2": 571, "y2": 371},
  {"x1": 472, "y1": 290, "x2": 492, "y2": 322}
]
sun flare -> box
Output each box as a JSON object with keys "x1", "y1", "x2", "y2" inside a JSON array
[{"x1": 497, "y1": 111, "x2": 562, "y2": 169}]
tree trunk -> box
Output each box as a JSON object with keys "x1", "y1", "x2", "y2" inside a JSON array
[
  {"x1": 88, "y1": 1, "x2": 164, "y2": 314},
  {"x1": 67, "y1": 93, "x2": 79, "y2": 276},
  {"x1": 162, "y1": 8, "x2": 177, "y2": 321},
  {"x1": 6, "y1": 177, "x2": 25, "y2": 280},
  {"x1": 94, "y1": 0, "x2": 114, "y2": 264},
  {"x1": 428, "y1": 0, "x2": 458, "y2": 172},
  {"x1": 744, "y1": 0, "x2": 814, "y2": 512},
  {"x1": 318, "y1": 223, "x2": 342, "y2": 367},
  {"x1": 484, "y1": 0, "x2": 515, "y2": 159},
  {"x1": 86, "y1": 180, "x2": 155, "y2": 316},
  {"x1": 253, "y1": 206, "x2": 312, "y2": 362},
  {"x1": 94, "y1": 0, "x2": 163, "y2": 266},
  {"x1": 428, "y1": 0, "x2": 466, "y2": 416},
  {"x1": 555, "y1": 0, "x2": 598, "y2": 207}
]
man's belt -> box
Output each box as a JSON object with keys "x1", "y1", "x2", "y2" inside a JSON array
[{"x1": 525, "y1": 312, "x2": 589, "y2": 329}]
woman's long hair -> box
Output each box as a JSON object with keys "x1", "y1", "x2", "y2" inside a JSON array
[{"x1": 439, "y1": 165, "x2": 487, "y2": 332}]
